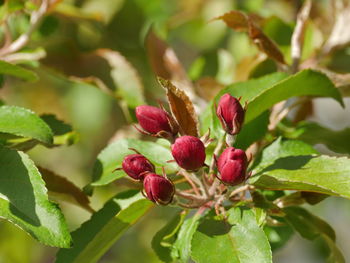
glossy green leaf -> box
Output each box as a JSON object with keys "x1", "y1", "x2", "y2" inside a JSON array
[
  {"x1": 251, "y1": 138, "x2": 350, "y2": 199},
  {"x1": 0, "y1": 106, "x2": 53, "y2": 144},
  {"x1": 56, "y1": 192, "x2": 153, "y2": 263},
  {"x1": 284, "y1": 207, "x2": 345, "y2": 263},
  {"x1": 191, "y1": 207, "x2": 272, "y2": 263},
  {"x1": 152, "y1": 211, "x2": 187, "y2": 263},
  {"x1": 252, "y1": 137, "x2": 318, "y2": 172},
  {"x1": 90, "y1": 138, "x2": 177, "y2": 187},
  {"x1": 40, "y1": 114, "x2": 79, "y2": 146},
  {"x1": 245, "y1": 69, "x2": 344, "y2": 123},
  {"x1": 171, "y1": 212, "x2": 202, "y2": 262},
  {"x1": 0, "y1": 60, "x2": 38, "y2": 82},
  {"x1": 0, "y1": 146, "x2": 72, "y2": 247},
  {"x1": 282, "y1": 121, "x2": 350, "y2": 154}
]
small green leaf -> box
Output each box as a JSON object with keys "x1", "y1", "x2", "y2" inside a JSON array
[
  {"x1": 251, "y1": 138, "x2": 350, "y2": 199},
  {"x1": 0, "y1": 60, "x2": 38, "y2": 82},
  {"x1": 0, "y1": 146, "x2": 72, "y2": 247},
  {"x1": 191, "y1": 207, "x2": 272, "y2": 263},
  {"x1": 90, "y1": 138, "x2": 177, "y2": 187},
  {"x1": 264, "y1": 222, "x2": 294, "y2": 251},
  {"x1": 40, "y1": 114, "x2": 80, "y2": 146},
  {"x1": 284, "y1": 207, "x2": 345, "y2": 263},
  {"x1": 152, "y1": 211, "x2": 188, "y2": 263},
  {"x1": 0, "y1": 106, "x2": 53, "y2": 145},
  {"x1": 172, "y1": 212, "x2": 202, "y2": 262},
  {"x1": 56, "y1": 192, "x2": 153, "y2": 263}
]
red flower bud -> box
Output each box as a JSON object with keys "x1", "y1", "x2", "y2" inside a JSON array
[
  {"x1": 143, "y1": 173, "x2": 175, "y2": 205},
  {"x1": 216, "y1": 93, "x2": 245, "y2": 135},
  {"x1": 122, "y1": 154, "x2": 155, "y2": 180},
  {"x1": 135, "y1": 105, "x2": 177, "y2": 137},
  {"x1": 217, "y1": 147, "x2": 247, "y2": 186},
  {"x1": 171, "y1": 136, "x2": 206, "y2": 171}
]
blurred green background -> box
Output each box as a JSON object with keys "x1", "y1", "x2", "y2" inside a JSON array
[{"x1": 1, "y1": 0, "x2": 350, "y2": 262}]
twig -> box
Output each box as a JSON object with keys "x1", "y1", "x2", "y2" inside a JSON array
[
  {"x1": 179, "y1": 170, "x2": 201, "y2": 196},
  {"x1": 290, "y1": 0, "x2": 312, "y2": 73},
  {"x1": 229, "y1": 184, "x2": 254, "y2": 198},
  {"x1": 0, "y1": 0, "x2": 51, "y2": 56}
]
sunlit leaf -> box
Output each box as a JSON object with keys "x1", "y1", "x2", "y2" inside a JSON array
[
  {"x1": 0, "y1": 146, "x2": 72, "y2": 247},
  {"x1": 251, "y1": 138, "x2": 350, "y2": 199},
  {"x1": 172, "y1": 212, "x2": 202, "y2": 262},
  {"x1": 56, "y1": 192, "x2": 153, "y2": 263},
  {"x1": 0, "y1": 106, "x2": 53, "y2": 144},
  {"x1": 191, "y1": 207, "x2": 272, "y2": 263}
]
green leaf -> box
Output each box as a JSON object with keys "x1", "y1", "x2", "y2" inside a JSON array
[
  {"x1": 40, "y1": 114, "x2": 79, "y2": 146},
  {"x1": 0, "y1": 60, "x2": 38, "y2": 82},
  {"x1": 244, "y1": 69, "x2": 344, "y2": 123},
  {"x1": 282, "y1": 121, "x2": 350, "y2": 154},
  {"x1": 0, "y1": 106, "x2": 53, "y2": 144},
  {"x1": 56, "y1": 192, "x2": 153, "y2": 263},
  {"x1": 200, "y1": 72, "x2": 288, "y2": 138},
  {"x1": 172, "y1": 212, "x2": 202, "y2": 262},
  {"x1": 251, "y1": 138, "x2": 350, "y2": 199},
  {"x1": 97, "y1": 49, "x2": 145, "y2": 108},
  {"x1": 284, "y1": 207, "x2": 345, "y2": 263},
  {"x1": 152, "y1": 211, "x2": 188, "y2": 263},
  {"x1": 264, "y1": 222, "x2": 294, "y2": 251},
  {"x1": 252, "y1": 137, "x2": 318, "y2": 172},
  {"x1": 0, "y1": 146, "x2": 72, "y2": 247},
  {"x1": 191, "y1": 207, "x2": 272, "y2": 263},
  {"x1": 90, "y1": 138, "x2": 177, "y2": 187}
]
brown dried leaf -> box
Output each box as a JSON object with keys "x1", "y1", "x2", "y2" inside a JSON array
[
  {"x1": 194, "y1": 77, "x2": 224, "y2": 101},
  {"x1": 39, "y1": 167, "x2": 93, "y2": 213},
  {"x1": 248, "y1": 21, "x2": 286, "y2": 64},
  {"x1": 146, "y1": 31, "x2": 195, "y2": 97},
  {"x1": 158, "y1": 78, "x2": 199, "y2": 137},
  {"x1": 214, "y1": 10, "x2": 249, "y2": 32},
  {"x1": 215, "y1": 10, "x2": 285, "y2": 64}
]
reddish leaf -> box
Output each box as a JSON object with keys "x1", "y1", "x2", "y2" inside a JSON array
[
  {"x1": 39, "y1": 167, "x2": 93, "y2": 213},
  {"x1": 248, "y1": 21, "x2": 286, "y2": 64},
  {"x1": 215, "y1": 10, "x2": 286, "y2": 64},
  {"x1": 158, "y1": 78, "x2": 199, "y2": 137}
]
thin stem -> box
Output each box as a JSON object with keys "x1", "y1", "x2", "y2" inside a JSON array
[
  {"x1": 0, "y1": 0, "x2": 52, "y2": 56},
  {"x1": 179, "y1": 170, "x2": 201, "y2": 196},
  {"x1": 229, "y1": 184, "x2": 254, "y2": 198}
]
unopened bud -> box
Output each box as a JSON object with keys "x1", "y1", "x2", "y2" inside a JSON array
[
  {"x1": 216, "y1": 93, "x2": 245, "y2": 135},
  {"x1": 217, "y1": 147, "x2": 247, "y2": 186},
  {"x1": 171, "y1": 136, "x2": 206, "y2": 171},
  {"x1": 135, "y1": 105, "x2": 178, "y2": 138},
  {"x1": 143, "y1": 173, "x2": 175, "y2": 205},
  {"x1": 122, "y1": 154, "x2": 155, "y2": 180}
]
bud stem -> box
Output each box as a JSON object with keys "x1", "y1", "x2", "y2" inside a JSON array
[{"x1": 225, "y1": 133, "x2": 237, "y2": 146}]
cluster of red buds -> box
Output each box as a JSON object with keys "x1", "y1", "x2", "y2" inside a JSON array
[{"x1": 119, "y1": 93, "x2": 249, "y2": 208}]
